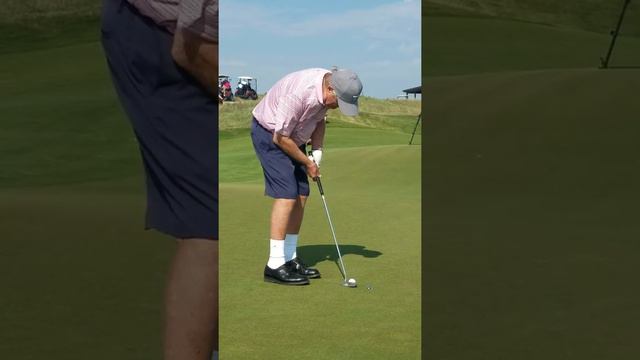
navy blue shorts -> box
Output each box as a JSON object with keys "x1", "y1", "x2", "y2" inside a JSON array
[
  {"x1": 251, "y1": 119, "x2": 310, "y2": 199},
  {"x1": 101, "y1": 0, "x2": 218, "y2": 240}
]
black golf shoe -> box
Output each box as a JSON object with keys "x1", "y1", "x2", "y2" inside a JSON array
[
  {"x1": 286, "y1": 257, "x2": 321, "y2": 279},
  {"x1": 264, "y1": 264, "x2": 310, "y2": 285}
]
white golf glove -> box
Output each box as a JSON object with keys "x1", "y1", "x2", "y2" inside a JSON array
[{"x1": 308, "y1": 149, "x2": 323, "y2": 167}]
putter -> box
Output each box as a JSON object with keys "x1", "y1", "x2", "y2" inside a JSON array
[{"x1": 309, "y1": 152, "x2": 356, "y2": 288}]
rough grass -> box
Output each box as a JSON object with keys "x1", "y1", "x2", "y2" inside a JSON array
[
  {"x1": 220, "y1": 97, "x2": 421, "y2": 135},
  {"x1": 425, "y1": 0, "x2": 640, "y2": 36},
  {"x1": 424, "y1": 15, "x2": 640, "y2": 76},
  {"x1": 0, "y1": 0, "x2": 100, "y2": 54},
  {"x1": 0, "y1": 0, "x2": 99, "y2": 21}
]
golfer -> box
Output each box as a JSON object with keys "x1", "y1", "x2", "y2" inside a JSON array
[
  {"x1": 251, "y1": 67, "x2": 363, "y2": 285},
  {"x1": 101, "y1": 1, "x2": 218, "y2": 359}
]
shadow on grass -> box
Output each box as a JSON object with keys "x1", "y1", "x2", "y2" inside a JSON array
[{"x1": 298, "y1": 244, "x2": 382, "y2": 268}]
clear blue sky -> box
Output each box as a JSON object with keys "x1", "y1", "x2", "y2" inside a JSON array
[{"x1": 220, "y1": 0, "x2": 421, "y2": 99}]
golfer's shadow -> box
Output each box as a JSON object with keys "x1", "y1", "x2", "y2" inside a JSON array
[{"x1": 297, "y1": 245, "x2": 382, "y2": 267}]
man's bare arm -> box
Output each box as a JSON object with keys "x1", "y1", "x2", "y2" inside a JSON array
[
  {"x1": 309, "y1": 117, "x2": 325, "y2": 150},
  {"x1": 273, "y1": 133, "x2": 319, "y2": 179},
  {"x1": 171, "y1": 28, "x2": 218, "y2": 98}
]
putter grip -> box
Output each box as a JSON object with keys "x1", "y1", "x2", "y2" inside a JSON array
[
  {"x1": 314, "y1": 177, "x2": 324, "y2": 195},
  {"x1": 308, "y1": 149, "x2": 324, "y2": 195}
]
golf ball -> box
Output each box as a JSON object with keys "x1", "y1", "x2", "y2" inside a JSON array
[{"x1": 347, "y1": 278, "x2": 357, "y2": 286}]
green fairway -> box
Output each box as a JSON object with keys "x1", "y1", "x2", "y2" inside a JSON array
[
  {"x1": 424, "y1": 1, "x2": 640, "y2": 359},
  {"x1": 218, "y1": 99, "x2": 421, "y2": 359}
]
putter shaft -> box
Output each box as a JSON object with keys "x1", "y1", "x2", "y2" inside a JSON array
[{"x1": 314, "y1": 176, "x2": 349, "y2": 281}]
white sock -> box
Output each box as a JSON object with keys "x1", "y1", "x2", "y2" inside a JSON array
[
  {"x1": 267, "y1": 239, "x2": 285, "y2": 269},
  {"x1": 284, "y1": 233, "x2": 298, "y2": 261}
]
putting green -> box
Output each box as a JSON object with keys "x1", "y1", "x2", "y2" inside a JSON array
[
  {"x1": 0, "y1": 183, "x2": 173, "y2": 359},
  {"x1": 219, "y1": 130, "x2": 422, "y2": 359}
]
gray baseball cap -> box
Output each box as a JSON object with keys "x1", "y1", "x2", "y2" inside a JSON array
[{"x1": 330, "y1": 68, "x2": 363, "y2": 116}]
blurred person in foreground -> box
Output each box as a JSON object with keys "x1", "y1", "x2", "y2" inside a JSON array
[{"x1": 101, "y1": 0, "x2": 218, "y2": 359}]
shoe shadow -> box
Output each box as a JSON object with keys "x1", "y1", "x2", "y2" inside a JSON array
[{"x1": 297, "y1": 244, "x2": 382, "y2": 267}]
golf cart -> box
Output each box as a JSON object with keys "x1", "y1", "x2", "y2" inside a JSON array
[
  {"x1": 218, "y1": 74, "x2": 234, "y2": 102},
  {"x1": 234, "y1": 76, "x2": 258, "y2": 100}
]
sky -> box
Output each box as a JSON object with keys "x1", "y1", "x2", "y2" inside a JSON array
[{"x1": 219, "y1": 0, "x2": 421, "y2": 99}]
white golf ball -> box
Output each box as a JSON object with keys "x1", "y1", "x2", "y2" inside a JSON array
[{"x1": 347, "y1": 278, "x2": 357, "y2": 286}]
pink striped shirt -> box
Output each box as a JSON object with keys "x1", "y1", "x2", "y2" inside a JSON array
[
  {"x1": 252, "y1": 68, "x2": 330, "y2": 146},
  {"x1": 128, "y1": 0, "x2": 218, "y2": 42}
]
